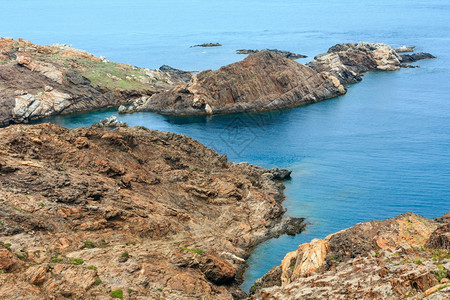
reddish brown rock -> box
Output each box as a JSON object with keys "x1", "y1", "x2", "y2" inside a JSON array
[
  {"x1": 0, "y1": 38, "x2": 190, "y2": 125},
  {"x1": 134, "y1": 50, "x2": 346, "y2": 115},
  {"x1": 251, "y1": 212, "x2": 449, "y2": 299},
  {"x1": 0, "y1": 123, "x2": 302, "y2": 299}
]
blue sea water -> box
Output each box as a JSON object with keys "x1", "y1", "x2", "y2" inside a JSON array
[{"x1": 2, "y1": 0, "x2": 450, "y2": 292}]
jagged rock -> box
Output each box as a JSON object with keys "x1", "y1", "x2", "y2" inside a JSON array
[
  {"x1": 266, "y1": 168, "x2": 292, "y2": 180},
  {"x1": 191, "y1": 43, "x2": 222, "y2": 47},
  {"x1": 93, "y1": 116, "x2": 127, "y2": 128},
  {"x1": 425, "y1": 224, "x2": 450, "y2": 249},
  {"x1": 132, "y1": 50, "x2": 346, "y2": 115},
  {"x1": 0, "y1": 123, "x2": 301, "y2": 299},
  {"x1": 129, "y1": 41, "x2": 433, "y2": 116},
  {"x1": 400, "y1": 52, "x2": 436, "y2": 63},
  {"x1": 159, "y1": 65, "x2": 193, "y2": 82},
  {"x1": 395, "y1": 45, "x2": 416, "y2": 53},
  {"x1": 251, "y1": 212, "x2": 449, "y2": 300},
  {"x1": 0, "y1": 38, "x2": 191, "y2": 125},
  {"x1": 236, "y1": 49, "x2": 307, "y2": 59},
  {"x1": 308, "y1": 42, "x2": 403, "y2": 84}
]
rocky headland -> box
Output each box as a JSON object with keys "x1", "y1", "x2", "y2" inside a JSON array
[
  {"x1": 0, "y1": 122, "x2": 304, "y2": 299},
  {"x1": 250, "y1": 212, "x2": 450, "y2": 299},
  {"x1": 0, "y1": 38, "x2": 191, "y2": 125},
  {"x1": 0, "y1": 39, "x2": 435, "y2": 122},
  {"x1": 125, "y1": 42, "x2": 435, "y2": 116}
]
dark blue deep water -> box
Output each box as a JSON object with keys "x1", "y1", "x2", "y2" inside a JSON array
[{"x1": 2, "y1": 0, "x2": 450, "y2": 291}]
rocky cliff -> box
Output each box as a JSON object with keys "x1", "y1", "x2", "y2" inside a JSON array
[
  {"x1": 250, "y1": 212, "x2": 450, "y2": 299},
  {"x1": 128, "y1": 42, "x2": 434, "y2": 116},
  {"x1": 0, "y1": 38, "x2": 190, "y2": 125},
  {"x1": 0, "y1": 123, "x2": 303, "y2": 299}
]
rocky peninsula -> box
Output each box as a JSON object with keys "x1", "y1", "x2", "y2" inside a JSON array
[
  {"x1": 0, "y1": 38, "x2": 191, "y2": 125},
  {"x1": 0, "y1": 38, "x2": 435, "y2": 124},
  {"x1": 250, "y1": 212, "x2": 450, "y2": 299},
  {"x1": 0, "y1": 122, "x2": 303, "y2": 299},
  {"x1": 124, "y1": 42, "x2": 435, "y2": 116}
]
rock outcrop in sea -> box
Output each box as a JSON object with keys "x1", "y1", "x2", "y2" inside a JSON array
[
  {"x1": 236, "y1": 49, "x2": 307, "y2": 59},
  {"x1": 0, "y1": 38, "x2": 190, "y2": 125},
  {"x1": 129, "y1": 42, "x2": 435, "y2": 116},
  {"x1": 250, "y1": 212, "x2": 450, "y2": 299},
  {"x1": 0, "y1": 123, "x2": 303, "y2": 299}
]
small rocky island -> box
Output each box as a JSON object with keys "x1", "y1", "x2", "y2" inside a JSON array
[
  {"x1": 122, "y1": 42, "x2": 435, "y2": 116},
  {"x1": 0, "y1": 38, "x2": 435, "y2": 124}
]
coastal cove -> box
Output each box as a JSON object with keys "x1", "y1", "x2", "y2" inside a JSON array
[
  {"x1": 2, "y1": 0, "x2": 450, "y2": 294},
  {"x1": 35, "y1": 66, "x2": 450, "y2": 290}
]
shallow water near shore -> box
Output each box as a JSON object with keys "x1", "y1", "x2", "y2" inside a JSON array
[{"x1": 4, "y1": 0, "x2": 450, "y2": 292}]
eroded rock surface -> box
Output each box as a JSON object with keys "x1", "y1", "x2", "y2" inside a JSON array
[
  {"x1": 132, "y1": 42, "x2": 434, "y2": 116},
  {"x1": 0, "y1": 38, "x2": 190, "y2": 125},
  {"x1": 250, "y1": 213, "x2": 450, "y2": 300},
  {"x1": 0, "y1": 123, "x2": 302, "y2": 299},
  {"x1": 132, "y1": 50, "x2": 346, "y2": 115}
]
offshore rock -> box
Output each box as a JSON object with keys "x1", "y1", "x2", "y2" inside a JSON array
[
  {"x1": 395, "y1": 45, "x2": 416, "y2": 53},
  {"x1": 132, "y1": 42, "x2": 433, "y2": 116},
  {"x1": 132, "y1": 50, "x2": 346, "y2": 115},
  {"x1": 0, "y1": 38, "x2": 190, "y2": 125},
  {"x1": 0, "y1": 123, "x2": 303, "y2": 299},
  {"x1": 92, "y1": 115, "x2": 127, "y2": 128},
  {"x1": 250, "y1": 212, "x2": 450, "y2": 299},
  {"x1": 236, "y1": 49, "x2": 307, "y2": 59},
  {"x1": 399, "y1": 52, "x2": 437, "y2": 63}
]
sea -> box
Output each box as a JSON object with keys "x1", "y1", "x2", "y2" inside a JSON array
[{"x1": 1, "y1": 0, "x2": 449, "y2": 292}]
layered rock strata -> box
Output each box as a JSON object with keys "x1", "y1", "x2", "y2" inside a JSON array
[
  {"x1": 131, "y1": 42, "x2": 434, "y2": 116},
  {"x1": 0, "y1": 123, "x2": 304, "y2": 299},
  {"x1": 0, "y1": 38, "x2": 191, "y2": 125},
  {"x1": 250, "y1": 212, "x2": 450, "y2": 299}
]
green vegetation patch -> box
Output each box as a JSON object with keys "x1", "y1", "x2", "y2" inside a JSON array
[
  {"x1": 180, "y1": 247, "x2": 204, "y2": 255},
  {"x1": 84, "y1": 240, "x2": 95, "y2": 249},
  {"x1": 70, "y1": 257, "x2": 84, "y2": 265},
  {"x1": 111, "y1": 289, "x2": 123, "y2": 299}
]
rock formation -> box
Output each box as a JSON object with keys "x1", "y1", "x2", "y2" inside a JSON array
[
  {"x1": 0, "y1": 38, "x2": 190, "y2": 125},
  {"x1": 250, "y1": 212, "x2": 450, "y2": 299},
  {"x1": 236, "y1": 49, "x2": 307, "y2": 59},
  {"x1": 129, "y1": 50, "x2": 346, "y2": 115},
  {"x1": 130, "y1": 42, "x2": 434, "y2": 116},
  {"x1": 0, "y1": 123, "x2": 304, "y2": 299}
]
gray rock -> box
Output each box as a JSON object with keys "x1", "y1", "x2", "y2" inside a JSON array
[{"x1": 395, "y1": 45, "x2": 416, "y2": 53}]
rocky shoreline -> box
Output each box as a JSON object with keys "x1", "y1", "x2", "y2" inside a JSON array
[
  {"x1": 123, "y1": 42, "x2": 435, "y2": 116},
  {"x1": 0, "y1": 122, "x2": 303, "y2": 299},
  {"x1": 0, "y1": 38, "x2": 191, "y2": 126},
  {"x1": 250, "y1": 212, "x2": 450, "y2": 299},
  {"x1": 0, "y1": 38, "x2": 435, "y2": 124}
]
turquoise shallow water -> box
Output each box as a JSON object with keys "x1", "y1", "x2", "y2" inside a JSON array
[{"x1": 3, "y1": 0, "x2": 450, "y2": 292}]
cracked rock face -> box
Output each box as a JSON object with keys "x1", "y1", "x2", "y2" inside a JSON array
[
  {"x1": 0, "y1": 38, "x2": 191, "y2": 125},
  {"x1": 0, "y1": 123, "x2": 301, "y2": 299},
  {"x1": 132, "y1": 50, "x2": 346, "y2": 115},
  {"x1": 132, "y1": 42, "x2": 434, "y2": 116},
  {"x1": 250, "y1": 212, "x2": 450, "y2": 300}
]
